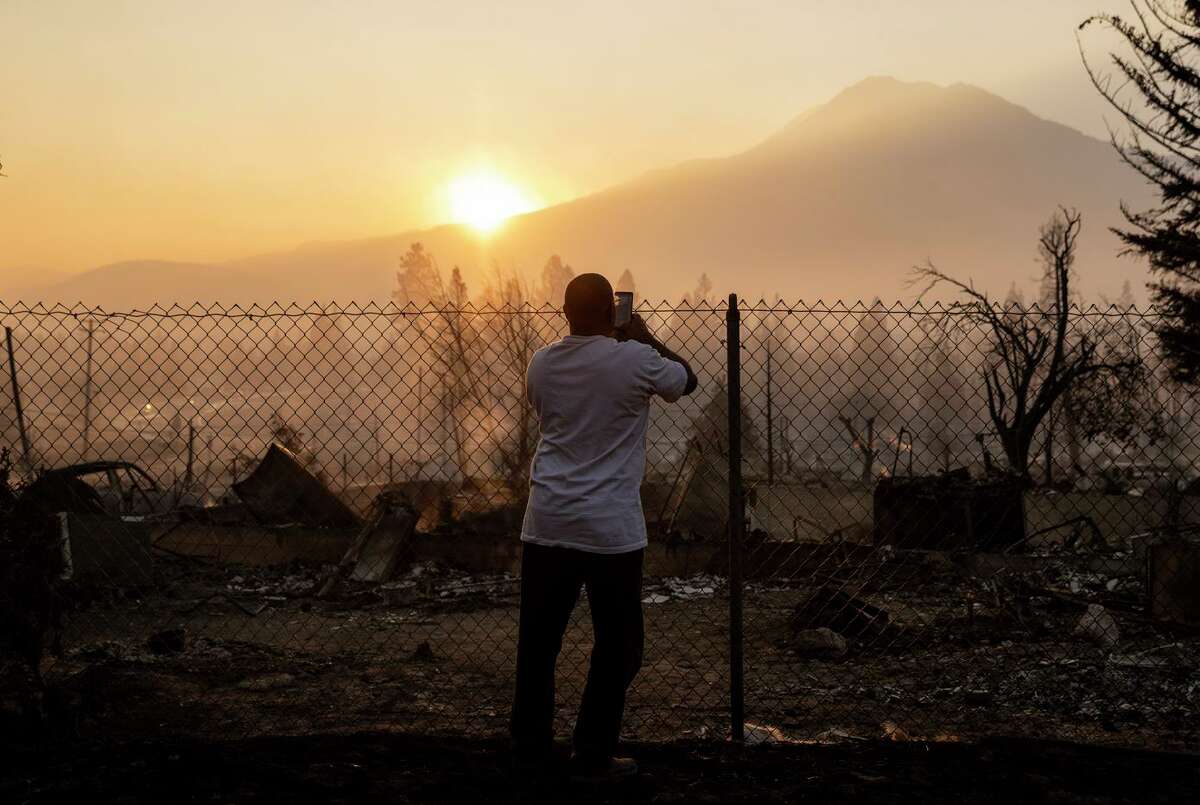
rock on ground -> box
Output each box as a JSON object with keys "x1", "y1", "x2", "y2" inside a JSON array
[{"x1": 791, "y1": 628, "x2": 848, "y2": 659}]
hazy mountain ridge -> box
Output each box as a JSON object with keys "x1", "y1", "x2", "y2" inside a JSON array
[{"x1": 7, "y1": 77, "x2": 1153, "y2": 309}]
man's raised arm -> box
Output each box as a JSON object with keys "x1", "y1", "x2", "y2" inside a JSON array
[{"x1": 617, "y1": 314, "x2": 698, "y2": 396}]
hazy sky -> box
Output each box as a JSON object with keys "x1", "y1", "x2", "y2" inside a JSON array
[{"x1": 2, "y1": 0, "x2": 1130, "y2": 278}]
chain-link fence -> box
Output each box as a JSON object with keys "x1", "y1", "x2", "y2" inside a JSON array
[
  {"x1": 735, "y1": 299, "x2": 1199, "y2": 749},
  {"x1": 1, "y1": 299, "x2": 1198, "y2": 750}
]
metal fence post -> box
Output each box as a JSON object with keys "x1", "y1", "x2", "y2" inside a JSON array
[
  {"x1": 6, "y1": 326, "x2": 33, "y2": 471},
  {"x1": 726, "y1": 294, "x2": 746, "y2": 742}
]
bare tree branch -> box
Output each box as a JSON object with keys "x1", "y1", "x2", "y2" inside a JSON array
[{"x1": 910, "y1": 209, "x2": 1142, "y2": 480}]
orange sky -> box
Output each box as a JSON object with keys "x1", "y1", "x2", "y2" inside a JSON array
[{"x1": 1, "y1": 1, "x2": 1129, "y2": 281}]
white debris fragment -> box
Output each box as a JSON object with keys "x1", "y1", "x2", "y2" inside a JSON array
[
  {"x1": 664, "y1": 575, "x2": 719, "y2": 599},
  {"x1": 641, "y1": 573, "x2": 721, "y2": 604},
  {"x1": 1108, "y1": 654, "x2": 1168, "y2": 670},
  {"x1": 744, "y1": 722, "x2": 791, "y2": 745}
]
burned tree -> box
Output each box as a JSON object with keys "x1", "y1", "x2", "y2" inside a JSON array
[
  {"x1": 393, "y1": 243, "x2": 444, "y2": 305},
  {"x1": 839, "y1": 415, "x2": 880, "y2": 483},
  {"x1": 1082, "y1": 1, "x2": 1200, "y2": 383},
  {"x1": 538, "y1": 255, "x2": 575, "y2": 306},
  {"x1": 1062, "y1": 295, "x2": 1161, "y2": 463},
  {"x1": 480, "y1": 269, "x2": 545, "y2": 494},
  {"x1": 915, "y1": 332, "x2": 971, "y2": 473},
  {"x1": 1035, "y1": 228, "x2": 1083, "y2": 485},
  {"x1": 913, "y1": 209, "x2": 1141, "y2": 481},
  {"x1": 835, "y1": 301, "x2": 899, "y2": 482},
  {"x1": 392, "y1": 244, "x2": 479, "y2": 483}
]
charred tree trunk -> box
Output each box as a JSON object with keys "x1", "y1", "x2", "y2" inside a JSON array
[
  {"x1": 840, "y1": 415, "x2": 878, "y2": 483},
  {"x1": 997, "y1": 424, "x2": 1035, "y2": 483}
]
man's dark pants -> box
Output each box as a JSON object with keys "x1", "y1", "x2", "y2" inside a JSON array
[{"x1": 510, "y1": 542, "x2": 644, "y2": 765}]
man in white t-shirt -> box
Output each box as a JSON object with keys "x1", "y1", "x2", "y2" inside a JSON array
[{"x1": 511, "y1": 273, "x2": 697, "y2": 781}]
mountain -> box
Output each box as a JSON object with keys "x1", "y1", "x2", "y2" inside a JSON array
[
  {"x1": 0, "y1": 265, "x2": 69, "y2": 300},
  {"x1": 10, "y1": 77, "x2": 1153, "y2": 309}
]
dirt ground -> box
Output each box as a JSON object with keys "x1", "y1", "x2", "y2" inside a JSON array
[
  {"x1": 5, "y1": 536, "x2": 1200, "y2": 803},
  {"x1": 3, "y1": 731, "x2": 1199, "y2": 804},
  {"x1": 30, "y1": 547, "x2": 1199, "y2": 751}
]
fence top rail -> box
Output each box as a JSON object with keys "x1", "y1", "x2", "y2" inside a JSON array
[
  {"x1": 0, "y1": 300, "x2": 725, "y2": 319},
  {"x1": 0, "y1": 298, "x2": 1162, "y2": 320},
  {"x1": 737, "y1": 300, "x2": 1157, "y2": 318}
]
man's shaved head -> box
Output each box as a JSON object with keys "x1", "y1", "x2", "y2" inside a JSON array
[{"x1": 564, "y1": 273, "x2": 614, "y2": 335}]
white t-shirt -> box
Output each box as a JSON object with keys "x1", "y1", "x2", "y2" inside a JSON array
[{"x1": 521, "y1": 335, "x2": 690, "y2": 554}]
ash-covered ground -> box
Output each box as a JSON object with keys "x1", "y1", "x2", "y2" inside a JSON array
[{"x1": 20, "y1": 544, "x2": 1199, "y2": 752}]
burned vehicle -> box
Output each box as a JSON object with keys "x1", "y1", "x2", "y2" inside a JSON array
[{"x1": 21, "y1": 461, "x2": 171, "y2": 518}]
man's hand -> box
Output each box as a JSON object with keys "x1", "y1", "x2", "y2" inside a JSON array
[{"x1": 615, "y1": 313, "x2": 653, "y2": 344}]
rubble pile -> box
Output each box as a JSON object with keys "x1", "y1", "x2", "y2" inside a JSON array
[
  {"x1": 225, "y1": 567, "x2": 325, "y2": 598},
  {"x1": 377, "y1": 562, "x2": 517, "y2": 609},
  {"x1": 72, "y1": 634, "x2": 268, "y2": 666},
  {"x1": 1028, "y1": 552, "x2": 1143, "y2": 604},
  {"x1": 24, "y1": 486, "x2": 1200, "y2": 748}
]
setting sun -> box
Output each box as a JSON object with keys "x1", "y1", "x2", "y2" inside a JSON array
[{"x1": 447, "y1": 171, "x2": 538, "y2": 234}]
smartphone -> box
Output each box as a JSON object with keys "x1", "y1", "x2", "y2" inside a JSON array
[{"x1": 614, "y1": 291, "x2": 634, "y2": 327}]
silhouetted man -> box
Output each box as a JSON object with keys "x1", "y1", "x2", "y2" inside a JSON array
[{"x1": 511, "y1": 273, "x2": 698, "y2": 781}]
